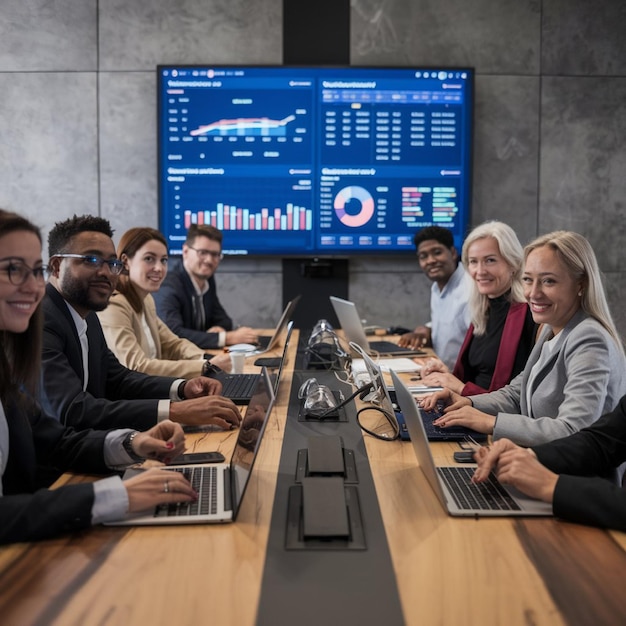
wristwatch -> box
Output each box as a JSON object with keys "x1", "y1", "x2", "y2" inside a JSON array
[
  {"x1": 122, "y1": 430, "x2": 143, "y2": 462},
  {"x1": 201, "y1": 360, "x2": 223, "y2": 377}
]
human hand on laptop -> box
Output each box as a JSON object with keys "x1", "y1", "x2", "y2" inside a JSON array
[
  {"x1": 226, "y1": 326, "x2": 258, "y2": 345},
  {"x1": 433, "y1": 404, "x2": 495, "y2": 434},
  {"x1": 398, "y1": 326, "x2": 431, "y2": 349},
  {"x1": 472, "y1": 438, "x2": 558, "y2": 503},
  {"x1": 420, "y1": 370, "x2": 464, "y2": 394},
  {"x1": 169, "y1": 396, "x2": 242, "y2": 430},
  {"x1": 124, "y1": 467, "x2": 198, "y2": 513},
  {"x1": 206, "y1": 352, "x2": 231, "y2": 372},
  {"x1": 422, "y1": 389, "x2": 494, "y2": 433},
  {"x1": 421, "y1": 357, "x2": 448, "y2": 376},
  {"x1": 183, "y1": 376, "x2": 223, "y2": 397},
  {"x1": 130, "y1": 419, "x2": 186, "y2": 462},
  {"x1": 418, "y1": 388, "x2": 469, "y2": 412}
]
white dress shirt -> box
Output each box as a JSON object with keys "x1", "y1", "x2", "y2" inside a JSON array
[{"x1": 430, "y1": 263, "x2": 472, "y2": 370}]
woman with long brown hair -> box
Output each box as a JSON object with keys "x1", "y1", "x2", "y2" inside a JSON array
[
  {"x1": 0, "y1": 210, "x2": 195, "y2": 544},
  {"x1": 98, "y1": 227, "x2": 230, "y2": 377}
]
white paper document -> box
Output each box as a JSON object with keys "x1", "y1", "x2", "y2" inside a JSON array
[{"x1": 351, "y1": 357, "x2": 421, "y2": 374}]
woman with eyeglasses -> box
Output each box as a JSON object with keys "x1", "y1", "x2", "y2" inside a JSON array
[
  {"x1": 98, "y1": 227, "x2": 231, "y2": 378},
  {"x1": 0, "y1": 209, "x2": 196, "y2": 544}
]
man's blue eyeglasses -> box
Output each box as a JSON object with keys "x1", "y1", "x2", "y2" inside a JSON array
[{"x1": 54, "y1": 254, "x2": 125, "y2": 275}]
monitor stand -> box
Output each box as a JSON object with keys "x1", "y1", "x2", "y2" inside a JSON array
[{"x1": 282, "y1": 258, "x2": 348, "y2": 332}]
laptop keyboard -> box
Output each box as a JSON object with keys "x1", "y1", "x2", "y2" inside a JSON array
[
  {"x1": 420, "y1": 407, "x2": 479, "y2": 440},
  {"x1": 437, "y1": 466, "x2": 521, "y2": 511},
  {"x1": 369, "y1": 340, "x2": 416, "y2": 354},
  {"x1": 256, "y1": 335, "x2": 270, "y2": 349},
  {"x1": 221, "y1": 374, "x2": 260, "y2": 400},
  {"x1": 390, "y1": 390, "x2": 487, "y2": 442},
  {"x1": 155, "y1": 466, "x2": 218, "y2": 517}
]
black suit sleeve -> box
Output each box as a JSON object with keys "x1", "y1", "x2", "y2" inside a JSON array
[
  {"x1": 0, "y1": 400, "x2": 112, "y2": 545},
  {"x1": 551, "y1": 475, "x2": 626, "y2": 532},
  {"x1": 205, "y1": 276, "x2": 233, "y2": 332},
  {"x1": 533, "y1": 396, "x2": 626, "y2": 531},
  {"x1": 42, "y1": 288, "x2": 176, "y2": 431},
  {"x1": 0, "y1": 483, "x2": 96, "y2": 544}
]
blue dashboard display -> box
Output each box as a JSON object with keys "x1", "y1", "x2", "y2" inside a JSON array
[{"x1": 158, "y1": 66, "x2": 473, "y2": 256}]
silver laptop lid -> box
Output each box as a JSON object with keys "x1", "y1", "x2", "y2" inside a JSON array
[
  {"x1": 265, "y1": 295, "x2": 301, "y2": 352},
  {"x1": 350, "y1": 342, "x2": 394, "y2": 408},
  {"x1": 389, "y1": 370, "x2": 451, "y2": 507},
  {"x1": 272, "y1": 321, "x2": 293, "y2": 394},
  {"x1": 329, "y1": 296, "x2": 370, "y2": 349}
]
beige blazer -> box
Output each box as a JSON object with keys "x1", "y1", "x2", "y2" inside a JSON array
[{"x1": 98, "y1": 291, "x2": 206, "y2": 378}]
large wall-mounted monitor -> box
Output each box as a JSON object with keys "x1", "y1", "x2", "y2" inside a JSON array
[{"x1": 158, "y1": 65, "x2": 473, "y2": 256}]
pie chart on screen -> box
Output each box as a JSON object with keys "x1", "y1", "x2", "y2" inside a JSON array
[{"x1": 333, "y1": 186, "x2": 375, "y2": 227}]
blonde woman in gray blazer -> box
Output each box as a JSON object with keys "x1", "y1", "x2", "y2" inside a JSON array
[{"x1": 424, "y1": 231, "x2": 626, "y2": 447}]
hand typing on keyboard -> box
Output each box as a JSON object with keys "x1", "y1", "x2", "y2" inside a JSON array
[
  {"x1": 124, "y1": 467, "x2": 198, "y2": 513},
  {"x1": 169, "y1": 395, "x2": 243, "y2": 429},
  {"x1": 418, "y1": 389, "x2": 495, "y2": 435},
  {"x1": 471, "y1": 438, "x2": 558, "y2": 503},
  {"x1": 418, "y1": 387, "x2": 469, "y2": 413}
]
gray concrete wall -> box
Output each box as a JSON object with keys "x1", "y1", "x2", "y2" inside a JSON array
[{"x1": 0, "y1": 0, "x2": 624, "y2": 337}]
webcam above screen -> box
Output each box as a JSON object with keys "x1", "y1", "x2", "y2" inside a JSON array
[{"x1": 157, "y1": 65, "x2": 474, "y2": 257}]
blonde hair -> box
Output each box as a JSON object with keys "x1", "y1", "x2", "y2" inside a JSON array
[
  {"x1": 462, "y1": 221, "x2": 525, "y2": 335},
  {"x1": 525, "y1": 230, "x2": 624, "y2": 353}
]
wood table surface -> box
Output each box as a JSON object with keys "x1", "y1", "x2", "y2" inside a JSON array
[{"x1": 1, "y1": 334, "x2": 625, "y2": 626}]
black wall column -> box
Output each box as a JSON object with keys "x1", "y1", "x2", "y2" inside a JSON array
[
  {"x1": 283, "y1": 0, "x2": 350, "y2": 65},
  {"x1": 282, "y1": 0, "x2": 351, "y2": 331}
]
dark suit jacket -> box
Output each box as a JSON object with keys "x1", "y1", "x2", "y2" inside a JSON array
[
  {"x1": 153, "y1": 260, "x2": 233, "y2": 349},
  {"x1": 42, "y1": 284, "x2": 176, "y2": 430},
  {"x1": 1, "y1": 394, "x2": 110, "y2": 544},
  {"x1": 453, "y1": 301, "x2": 535, "y2": 396},
  {"x1": 534, "y1": 395, "x2": 626, "y2": 532}
]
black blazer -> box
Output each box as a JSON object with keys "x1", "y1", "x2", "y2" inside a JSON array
[
  {"x1": 42, "y1": 284, "x2": 176, "y2": 431},
  {"x1": 1, "y1": 395, "x2": 110, "y2": 544},
  {"x1": 534, "y1": 394, "x2": 626, "y2": 532},
  {"x1": 153, "y1": 260, "x2": 233, "y2": 349}
]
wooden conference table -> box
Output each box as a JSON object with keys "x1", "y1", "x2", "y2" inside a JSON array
[{"x1": 1, "y1": 331, "x2": 626, "y2": 625}]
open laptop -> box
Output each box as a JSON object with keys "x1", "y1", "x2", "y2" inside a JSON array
[
  {"x1": 390, "y1": 370, "x2": 552, "y2": 517},
  {"x1": 352, "y1": 343, "x2": 485, "y2": 442},
  {"x1": 229, "y1": 295, "x2": 300, "y2": 356},
  {"x1": 108, "y1": 367, "x2": 275, "y2": 526},
  {"x1": 220, "y1": 322, "x2": 293, "y2": 404},
  {"x1": 330, "y1": 296, "x2": 425, "y2": 356}
]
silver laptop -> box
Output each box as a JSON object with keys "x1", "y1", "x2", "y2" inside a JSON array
[
  {"x1": 390, "y1": 370, "x2": 552, "y2": 517},
  {"x1": 109, "y1": 367, "x2": 275, "y2": 526},
  {"x1": 352, "y1": 343, "x2": 484, "y2": 442},
  {"x1": 220, "y1": 322, "x2": 293, "y2": 404},
  {"x1": 230, "y1": 295, "x2": 300, "y2": 356},
  {"x1": 330, "y1": 296, "x2": 424, "y2": 356}
]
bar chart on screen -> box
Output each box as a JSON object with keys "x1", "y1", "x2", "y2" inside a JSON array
[{"x1": 183, "y1": 203, "x2": 313, "y2": 231}]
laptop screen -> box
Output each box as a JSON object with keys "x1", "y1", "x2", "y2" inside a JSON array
[
  {"x1": 266, "y1": 295, "x2": 300, "y2": 351},
  {"x1": 229, "y1": 367, "x2": 275, "y2": 517},
  {"x1": 329, "y1": 296, "x2": 370, "y2": 349},
  {"x1": 351, "y1": 342, "x2": 395, "y2": 410}
]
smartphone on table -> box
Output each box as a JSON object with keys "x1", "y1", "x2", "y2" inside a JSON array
[{"x1": 170, "y1": 451, "x2": 225, "y2": 465}]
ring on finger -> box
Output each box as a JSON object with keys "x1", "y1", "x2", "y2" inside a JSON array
[{"x1": 164, "y1": 480, "x2": 170, "y2": 493}]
